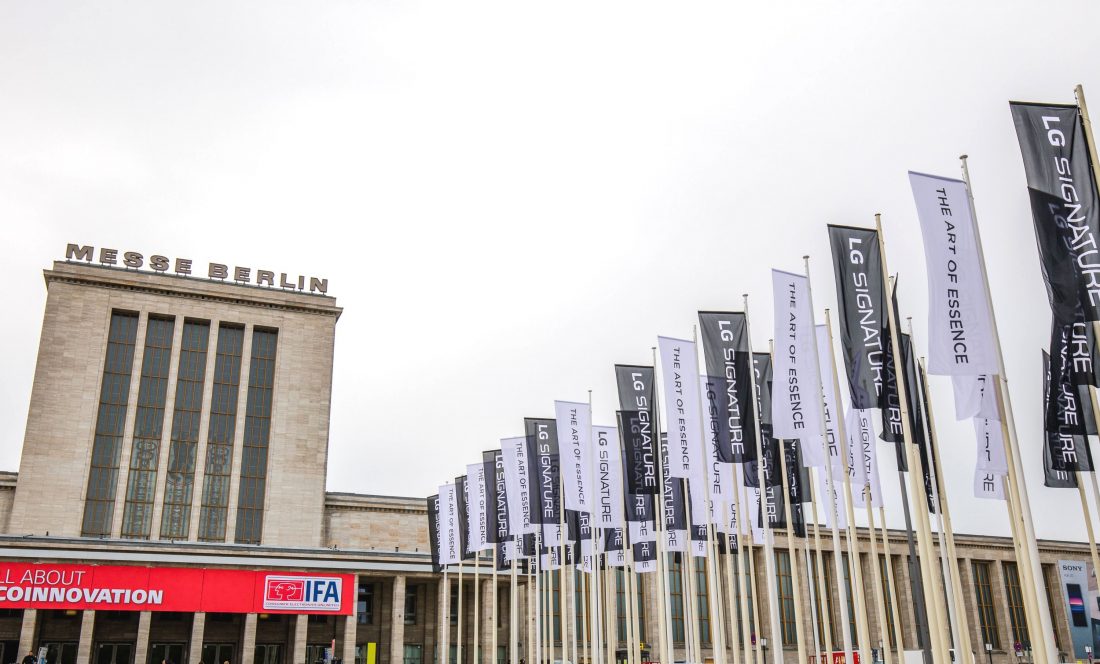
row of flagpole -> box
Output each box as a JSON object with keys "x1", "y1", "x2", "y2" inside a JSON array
[{"x1": 422, "y1": 84, "x2": 1100, "y2": 664}]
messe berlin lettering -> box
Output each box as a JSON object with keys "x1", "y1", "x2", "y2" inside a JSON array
[{"x1": 64, "y1": 243, "x2": 329, "y2": 294}]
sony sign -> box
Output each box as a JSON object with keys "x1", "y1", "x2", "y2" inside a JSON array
[{"x1": 64, "y1": 243, "x2": 329, "y2": 295}]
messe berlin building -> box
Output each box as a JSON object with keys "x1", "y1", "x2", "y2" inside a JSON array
[{"x1": 0, "y1": 249, "x2": 1096, "y2": 664}]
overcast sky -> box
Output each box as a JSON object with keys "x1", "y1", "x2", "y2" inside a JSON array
[{"x1": 2, "y1": 1, "x2": 1099, "y2": 542}]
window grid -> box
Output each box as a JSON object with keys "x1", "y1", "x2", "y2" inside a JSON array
[
  {"x1": 973, "y1": 561, "x2": 1000, "y2": 649},
  {"x1": 776, "y1": 550, "x2": 796, "y2": 646},
  {"x1": 198, "y1": 324, "x2": 244, "y2": 541},
  {"x1": 613, "y1": 569, "x2": 646, "y2": 644},
  {"x1": 695, "y1": 564, "x2": 711, "y2": 646},
  {"x1": 728, "y1": 551, "x2": 756, "y2": 647},
  {"x1": 234, "y1": 327, "x2": 278, "y2": 544},
  {"x1": 405, "y1": 586, "x2": 417, "y2": 625},
  {"x1": 121, "y1": 315, "x2": 175, "y2": 538},
  {"x1": 358, "y1": 583, "x2": 374, "y2": 625},
  {"x1": 82, "y1": 311, "x2": 140, "y2": 536},
  {"x1": 159, "y1": 320, "x2": 210, "y2": 539},
  {"x1": 668, "y1": 556, "x2": 686, "y2": 644},
  {"x1": 1003, "y1": 562, "x2": 1030, "y2": 647},
  {"x1": 842, "y1": 553, "x2": 858, "y2": 646},
  {"x1": 811, "y1": 553, "x2": 838, "y2": 648},
  {"x1": 879, "y1": 554, "x2": 897, "y2": 648},
  {"x1": 1042, "y1": 564, "x2": 1062, "y2": 650}
]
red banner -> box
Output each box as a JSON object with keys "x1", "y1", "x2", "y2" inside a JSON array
[{"x1": 0, "y1": 563, "x2": 354, "y2": 615}]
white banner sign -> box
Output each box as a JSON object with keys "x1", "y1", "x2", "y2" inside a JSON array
[
  {"x1": 973, "y1": 469, "x2": 1006, "y2": 501},
  {"x1": 973, "y1": 417, "x2": 1008, "y2": 474},
  {"x1": 658, "y1": 336, "x2": 706, "y2": 481},
  {"x1": 465, "y1": 463, "x2": 490, "y2": 552},
  {"x1": 909, "y1": 171, "x2": 997, "y2": 376},
  {"x1": 555, "y1": 400, "x2": 594, "y2": 513},
  {"x1": 593, "y1": 425, "x2": 625, "y2": 530},
  {"x1": 771, "y1": 269, "x2": 824, "y2": 441},
  {"x1": 817, "y1": 469, "x2": 847, "y2": 530},
  {"x1": 847, "y1": 409, "x2": 883, "y2": 509},
  {"x1": 439, "y1": 483, "x2": 461, "y2": 566},
  {"x1": 814, "y1": 325, "x2": 845, "y2": 473},
  {"x1": 951, "y1": 374, "x2": 1000, "y2": 421},
  {"x1": 500, "y1": 436, "x2": 535, "y2": 536}
]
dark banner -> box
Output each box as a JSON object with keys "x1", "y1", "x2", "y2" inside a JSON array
[
  {"x1": 828, "y1": 224, "x2": 888, "y2": 410},
  {"x1": 525, "y1": 418, "x2": 561, "y2": 525},
  {"x1": 482, "y1": 449, "x2": 512, "y2": 546},
  {"x1": 914, "y1": 365, "x2": 938, "y2": 514},
  {"x1": 660, "y1": 434, "x2": 687, "y2": 532},
  {"x1": 698, "y1": 312, "x2": 756, "y2": 462},
  {"x1": 427, "y1": 494, "x2": 442, "y2": 573},
  {"x1": 1049, "y1": 321, "x2": 1098, "y2": 436},
  {"x1": 1010, "y1": 102, "x2": 1100, "y2": 324},
  {"x1": 1043, "y1": 351, "x2": 1095, "y2": 474},
  {"x1": 782, "y1": 440, "x2": 807, "y2": 537},
  {"x1": 752, "y1": 352, "x2": 774, "y2": 428},
  {"x1": 633, "y1": 540, "x2": 657, "y2": 565},
  {"x1": 603, "y1": 527, "x2": 624, "y2": 553},
  {"x1": 880, "y1": 280, "x2": 904, "y2": 444},
  {"x1": 454, "y1": 475, "x2": 472, "y2": 560},
  {"x1": 618, "y1": 409, "x2": 658, "y2": 495}
]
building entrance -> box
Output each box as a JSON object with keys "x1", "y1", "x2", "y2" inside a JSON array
[
  {"x1": 150, "y1": 642, "x2": 187, "y2": 664},
  {"x1": 95, "y1": 642, "x2": 134, "y2": 664},
  {"x1": 202, "y1": 642, "x2": 236, "y2": 664},
  {"x1": 42, "y1": 640, "x2": 78, "y2": 664}
]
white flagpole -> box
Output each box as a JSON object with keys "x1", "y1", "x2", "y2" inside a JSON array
[
  {"x1": 776, "y1": 437, "x2": 808, "y2": 664},
  {"x1": 652, "y1": 346, "x2": 676, "y2": 664},
  {"x1": 730, "y1": 471, "x2": 753, "y2": 664},
  {"x1": 960, "y1": 153, "x2": 1057, "y2": 664},
  {"x1": 807, "y1": 468, "x2": 834, "y2": 658},
  {"x1": 511, "y1": 552, "x2": 519, "y2": 664},
  {"x1": 877, "y1": 507, "x2": 905, "y2": 664},
  {"x1": 802, "y1": 522, "x2": 822, "y2": 664},
  {"x1": 798, "y1": 265, "x2": 854, "y2": 664},
  {"x1": 443, "y1": 568, "x2": 451, "y2": 664},
  {"x1": 458, "y1": 560, "x2": 465, "y2": 664},
  {"x1": 861, "y1": 478, "x2": 893, "y2": 664},
  {"x1": 474, "y1": 552, "x2": 480, "y2": 664},
  {"x1": 741, "y1": 294, "x2": 784, "y2": 664},
  {"x1": 492, "y1": 546, "x2": 498, "y2": 664}
]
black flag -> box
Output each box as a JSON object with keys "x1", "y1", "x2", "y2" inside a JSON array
[
  {"x1": 1043, "y1": 351, "x2": 1094, "y2": 474},
  {"x1": 828, "y1": 224, "x2": 889, "y2": 410},
  {"x1": 618, "y1": 409, "x2": 658, "y2": 496},
  {"x1": 1048, "y1": 321, "x2": 1099, "y2": 436},
  {"x1": 660, "y1": 434, "x2": 687, "y2": 534},
  {"x1": 482, "y1": 449, "x2": 513, "y2": 547},
  {"x1": 1010, "y1": 102, "x2": 1100, "y2": 324},
  {"x1": 525, "y1": 417, "x2": 561, "y2": 526},
  {"x1": 427, "y1": 494, "x2": 442, "y2": 573},
  {"x1": 454, "y1": 475, "x2": 472, "y2": 560},
  {"x1": 880, "y1": 280, "x2": 904, "y2": 445},
  {"x1": 698, "y1": 312, "x2": 757, "y2": 462}
]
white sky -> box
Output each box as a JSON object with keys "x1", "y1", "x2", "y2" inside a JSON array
[{"x1": 1, "y1": 1, "x2": 1098, "y2": 542}]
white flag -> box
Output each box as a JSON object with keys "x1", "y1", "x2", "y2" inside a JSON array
[
  {"x1": 973, "y1": 469, "x2": 1006, "y2": 501},
  {"x1": 687, "y1": 476, "x2": 709, "y2": 530},
  {"x1": 951, "y1": 374, "x2": 1000, "y2": 421},
  {"x1": 909, "y1": 172, "x2": 997, "y2": 376},
  {"x1": 500, "y1": 436, "x2": 536, "y2": 535},
  {"x1": 814, "y1": 325, "x2": 846, "y2": 474},
  {"x1": 848, "y1": 409, "x2": 883, "y2": 509},
  {"x1": 658, "y1": 336, "x2": 706, "y2": 480},
  {"x1": 817, "y1": 469, "x2": 847, "y2": 530},
  {"x1": 700, "y1": 376, "x2": 734, "y2": 506},
  {"x1": 772, "y1": 269, "x2": 824, "y2": 441},
  {"x1": 973, "y1": 417, "x2": 1008, "y2": 474},
  {"x1": 541, "y1": 547, "x2": 561, "y2": 571},
  {"x1": 606, "y1": 547, "x2": 626, "y2": 568},
  {"x1": 439, "y1": 483, "x2": 461, "y2": 566},
  {"x1": 593, "y1": 425, "x2": 625, "y2": 530},
  {"x1": 465, "y1": 463, "x2": 491, "y2": 552},
  {"x1": 666, "y1": 525, "x2": 687, "y2": 552},
  {"x1": 555, "y1": 400, "x2": 594, "y2": 513},
  {"x1": 628, "y1": 518, "x2": 656, "y2": 545},
  {"x1": 844, "y1": 406, "x2": 868, "y2": 490}
]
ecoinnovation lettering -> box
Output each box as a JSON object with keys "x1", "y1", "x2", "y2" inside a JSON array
[{"x1": 63, "y1": 243, "x2": 329, "y2": 294}]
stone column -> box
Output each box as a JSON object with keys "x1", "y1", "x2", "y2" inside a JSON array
[
  {"x1": 990, "y1": 562, "x2": 1015, "y2": 652},
  {"x1": 438, "y1": 577, "x2": 451, "y2": 664},
  {"x1": 18, "y1": 608, "x2": 38, "y2": 658},
  {"x1": 241, "y1": 614, "x2": 258, "y2": 664},
  {"x1": 479, "y1": 579, "x2": 494, "y2": 664},
  {"x1": 77, "y1": 611, "x2": 96, "y2": 664},
  {"x1": 134, "y1": 612, "x2": 152, "y2": 664},
  {"x1": 292, "y1": 615, "x2": 309, "y2": 664},
  {"x1": 894, "y1": 554, "x2": 918, "y2": 651},
  {"x1": 189, "y1": 613, "x2": 206, "y2": 664},
  {"x1": 525, "y1": 578, "x2": 535, "y2": 664},
  {"x1": 390, "y1": 577, "x2": 407, "y2": 664},
  {"x1": 344, "y1": 578, "x2": 360, "y2": 664}
]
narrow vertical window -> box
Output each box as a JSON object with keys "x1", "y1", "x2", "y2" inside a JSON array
[
  {"x1": 973, "y1": 561, "x2": 1000, "y2": 649},
  {"x1": 811, "y1": 553, "x2": 838, "y2": 647},
  {"x1": 879, "y1": 554, "x2": 897, "y2": 648},
  {"x1": 842, "y1": 553, "x2": 858, "y2": 646},
  {"x1": 668, "y1": 556, "x2": 685, "y2": 644},
  {"x1": 121, "y1": 315, "x2": 175, "y2": 538},
  {"x1": 234, "y1": 327, "x2": 278, "y2": 543},
  {"x1": 82, "y1": 311, "x2": 140, "y2": 536},
  {"x1": 1042, "y1": 564, "x2": 1063, "y2": 650},
  {"x1": 695, "y1": 564, "x2": 711, "y2": 646},
  {"x1": 776, "y1": 550, "x2": 796, "y2": 646},
  {"x1": 198, "y1": 324, "x2": 244, "y2": 541},
  {"x1": 1003, "y1": 562, "x2": 1030, "y2": 647},
  {"x1": 159, "y1": 320, "x2": 210, "y2": 539}
]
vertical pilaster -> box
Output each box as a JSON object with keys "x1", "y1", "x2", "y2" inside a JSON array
[
  {"x1": 241, "y1": 613, "x2": 258, "y2": 664},
  {"x1": 391, "y1": 576, "x2": 407, "y2": 664},
  {"x1": 479, "y1": 579, "x2": 493, "y2": 664},
  {"x1": 189, "y1": 613, "x2": 206, "y2": 664},
  {"x1": 293, "y1": 615, "x2": 309, "y2": 664},
  {"x1": 438, "y1": 577, "x2": 451, "y2": 664},
  {"x1": 77, "y1": 610, "x2": 96, "y2": 664},
  {"x1": 134, "y1": 611, "x2": 152, "y2": 664},
  {"x1": 18, "y1": 609, "x2": 38, "y2": 659}
]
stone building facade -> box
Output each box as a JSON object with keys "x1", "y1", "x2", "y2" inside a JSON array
[{"x1": 0, "y1": 255, "x2": 1093, "y2": 664}]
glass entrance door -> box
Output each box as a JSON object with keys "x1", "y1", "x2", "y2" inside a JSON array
[
  {"x1": 150, "y1": 643, "x2": 187, "y2": 664},
  {"x1": 96, "y1": 643, "x2": 134, "y2": 664},
  {"x1": 202, "y1": 643, "x2": 236, "y2": 664},
  {"x1": 255, "y1": 644, "x2": 281, "y2": 664},
  {"x1": 42, "y1": 641, "x2": 78, "y2": 664}
]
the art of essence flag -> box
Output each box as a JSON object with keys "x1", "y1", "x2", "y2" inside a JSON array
[
  {"x1": 427, "y1": 494, "x2": 441, "y2": 572},
  {"x1": 828, "y1": 225, "x2": 888, "y2": 410},
  {"x1": 909, "y1": 171, "x2": 998, "y2": 376},
  {"x1": 593, "y1": 425, "x2": 625, "y2": 531},
  {"x1": 658, "y1": 336, "x2": 706, "y2": 480},
  {"x1": 465, "y1": 462, "x2": 490, "y2": 552},
  {"x1": 501, "y1": 436, "x2": 535, "y2": 537},
  {"x1": 698, "y1": 312, "x2": 757, "y2": 462},
  {"x1": 439, "y1": 483, "x2": 460, "y2": 566},
  {"x1": 1011, "y1": 102, "x2": 1100, "y2": 324},
  {"x1": 555, "y1": 401, "x2": 594, "y2": 513},
  {"x1": 770, "y1": 270, "x2": 824, "y2": 442},
  {"x1": 951, "y1": 374, "x2": 999, "y2": 421},
  {"x1": 525, "y1": 418, "x2": 562, "y2": 546}
]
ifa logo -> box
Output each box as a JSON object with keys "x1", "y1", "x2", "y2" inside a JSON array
[{"x1": 262, "y1": 576, "x2": 342, "y2": 612}]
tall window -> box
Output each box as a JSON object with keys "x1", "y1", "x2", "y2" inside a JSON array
[
  {"x1": 879, "y1": 554, "x2": 897, "y2": 648},
  {"x1": 729, "y1": 551, "x2": 756, "y2": 646},
  {"x1": 121, "y1": 315, "x2": 175, "y2": 538},
  {"x1": 82, "y1": 311, "x2": 139, "y2": 536},
  {"x1": 973, "y1": 561, "x2": 1000, "y2": 649},
  {"x1": 1043, "y1": 564, "x2": 1063, "y2": 650},
  {"x1": 811, "y1": 553, "x2": 838, "y2": 648},
  {"x1": 405, "y1": 586, "x2": 418, "y2": 625},
  {"x1": 668, "y1": 556, "x2": 686, "y2": 644},
  {"x1": 614, "y1": 568, "x2": 646, "y2": 643},
  {"x1": 696, "y1": 564, "x2": 711, "y2": 646},
  {"x1": 842, "y1": 553, "x2": 858, "y2": 646},
  {"x1": 450, "y1": 585, "x2": 459, "y2": 626},
  {"x1": 358, "y1": 583, "x2": 374, "y2": 625},
  {"x1": 235, "y1": 327, "x2": 278, "y2": 544},
  {"x1": 776, "y1": 550, "x2": 796, "y2": 646},
  {"x1": 198, "y1": 324, "x2": 244, "y2": 541},
  {"x1": 1003, "y1": 562, "x2": 1030, "y2": 647},
  {"x1": 160, "y1": 320, "x2": 210, "y2": 539}
]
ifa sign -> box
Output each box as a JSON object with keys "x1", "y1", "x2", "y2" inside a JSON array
[{"x1": 263, "y1": 576, "x2": 343, "y2": 612}]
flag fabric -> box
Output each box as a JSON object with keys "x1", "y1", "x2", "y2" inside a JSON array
[
  {"x1": 1049, "y1": 321, "x2": 1099, "y2": 436},
  {"x1": 1010, "y1": 102, "x2": 1100, "y2": 324},
  {"x1": 427, "y1": 494, "x2": 442, "y2": 572},
  {"x1": 844, "y1": 407, "x2": 868, "y2": 494},
  {"x1": 880, "y1": 280, "x2": 904, "y2": 445},
  {"x1": 828, "y1": 224, "x2": 889, "y2": 409},
  {"x1": 1044, "y1": 435, "x2": 1079, "y2": 489},
  {"x1": 770, "y1": 271, "x2": 825, "y2": 441},
  {"x1": 848, "y1": 409, "x2": 883, "y2": 509},
  {"x1": 593, "y1": 424, "x2": 625, "y2": 531},
  {"x1": 618, "y1": 410, "x2": 658, "y2": 496},
  {"x1": 973, "y1": 417, "x2": 1008, "y2": 475},
  {"x1": 1043, "y1": 351, "x2": 1094, "y2": 474},
  {"x1": 660, "y1": 433, "x2": 688, "y2": 552},
  {"x1": 951, "y1": 374, "x2": 1000, "y2": 421},
  {"x1": 525, "y1": 418, "x2": 563, "y2": 545},
  {"x1": 501, "y1": 436, "x2": 536, "y2": 536},
  {"x1": 973, "y1": 470, "x2": 1007, "y2": 501},
  {"x1": 555, "y1": 401, "x2": 594, "y2": 513},
  {"x1": 439, "y1": 483, "x2": 461, "y2": 566},
  {"x1": 465, "y1": 463, "x2": 491, "y2": 553},
  {"x1": 700, "y1": 375, "x2": 734, "y2": 508},
  {"x1": 658, "y1": 336, "x2": 707, "y2": 480},
  {"x1": 780, "y1": 440, "x2": 808, "y2": 537},
  {"x1": 909, "y1": 171, "x2": 998, "y2": 376},
  {"x1": 482, "y1": 449, "x2": 513, "y2": 548},
  {"x1": 698, "y1": 312, "x2": 757, "y2": 462},
  {"x1": 817, "y1": 469, "x2": 847, "y2": 530},
  {"x1": 454, "y1": 475, "x2": 472, "y2": 560},
  {"x1": 813, "y1": 325, "x2": 845, "y2": 474}
]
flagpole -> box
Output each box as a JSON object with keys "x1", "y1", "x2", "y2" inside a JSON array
[
  {"x1": 802, "y1": 516, "x2": 823, "y2": 664},
  {"x1": 861, "y1": 481, "x2": 893, "y2": 664},
  {"x1": 741, "y1": 294, "x2": 784, "y2": 664},
  {"x1": 721, "y1": 519, "x2": 743, "y2": 664},
  {"x1": 877, "y1": 507, "x2": 905, "y2": 664},
  {"x1": 873, "y1": 218, "x2": 952, "y2": 664},
  {"x1": 474, "y1": 552, "x2": 480, "y2": 664},
  {"x1": 511, "y1": 552, "x2": 519, "y2": 664},
  {"x1": 652, "y1": 347, "x2": 676, "y2": 664},
  {"x1": 696, "y1": 328, "x2": 728, "y2": 664},
  {"x1": 823, "y1": 308, "x2": 877, "y2": 664},
  {"x1": 740, "y1": 484, "x2": 764, "y2": 664},
  {"x1": 492, "y1": 545, "x2": 498, "y2": 664},
  {"x1": 458, "y1": 560, "x2": 465, "y2": 664},
  {"x1": 960, "y1": 154, "x2": 1057, "y2": 664},
  {"x1": 627, "y1": 549, "x2": 641, "y2": 664},
  {"x1": 443, "y1": 568, "x2": 450, "y2": 664},
  {"x1": 799, "y1": 261, "x2": 854, "y2": 664},
  {"x1": 777, "y1": 437, "x2": 808, "y2": 664},
  {"x1": 915, "y1": 352, "x2": 975, "y2": 664},
  {"x1": 808, "y1": 469, "x2": 835, "y2": 658},
  {"x1": 730, "y1": 467, "x2": 753, "y2": 664}
]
